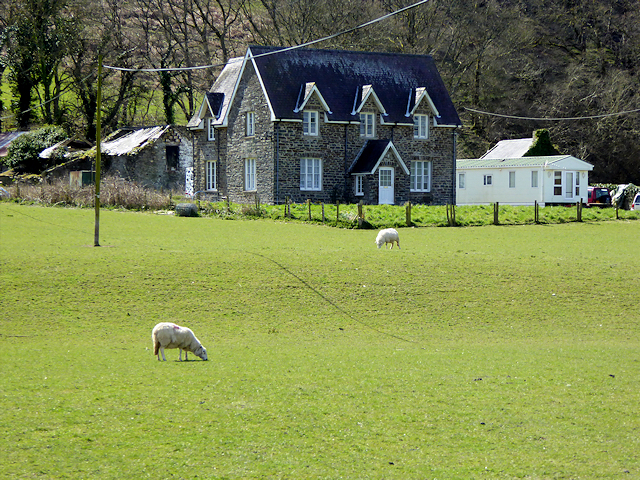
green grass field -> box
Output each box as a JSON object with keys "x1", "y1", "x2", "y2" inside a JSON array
[{"x1": 1, "y1": 203, "x2": 639, "y2": 479}]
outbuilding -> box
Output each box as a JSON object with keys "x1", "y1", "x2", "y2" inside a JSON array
[{"x1": 456, "y1": 155, "x2": 594, "y2": 206}]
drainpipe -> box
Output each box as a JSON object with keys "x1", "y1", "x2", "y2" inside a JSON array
[
  {"x1": 452, "y1": 129, "x2": 457, "y2": 205},
  {"x1": 275, "y1": 121, "x2": 280, "y2": 204},
  {"x1": 344, "y1": 124, "x2": 349, "y2": 201}
]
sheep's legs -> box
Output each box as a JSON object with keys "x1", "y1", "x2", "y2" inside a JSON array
[
  {"x1": 158, "y1": 346, "x2": 167, "y2": 361},
  {"x1": 178, "y1": 349, "x2": 188, "y2": 361}
]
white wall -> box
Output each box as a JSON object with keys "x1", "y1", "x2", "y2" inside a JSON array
[{"x1": 457, "y1": 167, "x2": 589, "y2": 205}]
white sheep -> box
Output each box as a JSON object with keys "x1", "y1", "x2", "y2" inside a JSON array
[
  {"x1": 375, "y1": 228, "x2": 400, "y2": 249},
  {"x1": 152, "y1": 322, "x2": 208, "y2": 361}
]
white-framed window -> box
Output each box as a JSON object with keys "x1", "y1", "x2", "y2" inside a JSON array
[
  {"x1": 509, "y1": 171, "x2": 516, "y2": 188},
  {"x1": 565, "y1": 171, "x2": 574, "y2": 198},
  {"x1": 484, "y1": 174, "x2": 493, "y2": 186},
  {"x1": 300, "y1": 158, "x2": 322, "y2": 191},
  {"x1": 207, "y1": 118, "x2": 215, "y2": 141},
  {"x1": 206, "y1": 160, "x2": 216, "y2": 190},
  {"x1": 303, "y1": 111, "x2": 318, "y2": 136},
  {"x1": 245, "y1": 158, "x2": 256, "y2": 191},
  {"x1": 413, "y1": 114, "x2": 429, "y2": 139},
  {"x1": 246, "y1": 111, "x2": 255, "y2": 137},
  {"x1": 410, "y1": 160, "x2": 431, "y2": 192},
  {"x1": 531, "y1": 170, "x2": 538, "y2": 188},
  {"x1": 458, "y1": 172, "x2": 466, "y2": 189},
  {"x1": 554, "y1": 171, "x2": 562, "y2": 195},
  {"x1": 355, "y1": 175, "x2": 364, "y2": 196},
  {"x1": 575, "y1": 173, "x2": 580, "y2": 196},
  {"x1": 360, "y1": 112, "x2": 375, "y2": 138}
]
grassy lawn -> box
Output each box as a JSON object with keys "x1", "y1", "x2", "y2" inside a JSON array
[{"x1": 1, "y1": 203, "x2": 638, "y2": 479}]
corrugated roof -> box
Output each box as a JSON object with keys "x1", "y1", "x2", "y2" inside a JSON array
[
  {"x1": 0, "y1": 131, "x2": 28, "y2": 157},
  {"x1": 248, "y1": 46, "x2": 462, "y2": 126},
  {"x1": 480, "y1": 138, "x2": 533, "y2": 159},
  {"x1": 101, "y1": 126, "x2": 170, "y2": 156}
]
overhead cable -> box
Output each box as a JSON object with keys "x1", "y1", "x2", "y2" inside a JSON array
[{"x1": 464, "y1": 106, "x2": 640, "y2": 121}]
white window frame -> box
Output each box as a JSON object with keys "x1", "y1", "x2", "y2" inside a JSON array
[
  {"x1": 300, "y1": 158, "x2": 322, "y2": 191},
  {"x1": 207, "y1": 118, "x2": 215, "y2": 141},
  {"x1": 246, "y1": 111, "x2": 255, "y2": 137},
  {"x1": 205, "y1": 160, "x2": 216, "y2": 191},
  {"x1": 413, "y1": 114, "x2": 429, "y2": 139},
  {"x1": 484, "y1": 174, "x2": 493, "y2": 186},
  {"x1": 303, "y1": 111, "x2": 318, "y2": 136},
  {"x1": 458, "y1": 172, "x2": 466, "y2": 189},
  {"x1": 531, "y1": 170, "x2": 538, "y2": 188},
  {"x1": 509, "y1": 171, "x2": 516, "y2": 188},
  {"x1": 360, "y1": 113, "x2": 375, "y2": 138},
  {"x1": 553, "y1": 171, "x2": 562, "y2": 196},
  {"x1": 410, "y1": 160, "x2": 431, "y2": 192},
  {"x1": 245, "y1": 158, "x2": 256, "y2": 191},
  {"x1": 355, "y1": 175, "x2": 364, "y2": 196}
]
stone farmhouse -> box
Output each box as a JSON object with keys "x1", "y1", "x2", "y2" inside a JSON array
[{"x1": 187, "y1": 46, "x2": 462, "y2": 205}]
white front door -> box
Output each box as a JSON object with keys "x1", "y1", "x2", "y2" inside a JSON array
[{"x1": 379, "y1": 167, "x2": 394, "y2": 204}]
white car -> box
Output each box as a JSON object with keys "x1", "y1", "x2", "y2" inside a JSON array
[{"x1": 631, "y1": 193, "x2": 640, "y2": 211}]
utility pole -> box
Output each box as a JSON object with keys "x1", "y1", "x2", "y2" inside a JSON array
[{"x1": 94, "y1": 55, "x2": 102, "y2": 247}]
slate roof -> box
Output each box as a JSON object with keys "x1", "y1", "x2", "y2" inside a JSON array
[
  {"x1": 248, "y1": 46, "x2": 462, "y2": 126},
  {"x1": 480, "y1": 138, "x2": 533, "y2": 159},
  {"x1": 348, "y1": 140, "x2": 409, "y2": 175},
  {"x1": 101, "y1": 126, "x2": 171, "y2": 156},
  {"x1": 187, "y1": 57, "x2": 243, "y2": 128},
  {"x1": 457, "y1": 155, "x2": 593, "y2": 170}
]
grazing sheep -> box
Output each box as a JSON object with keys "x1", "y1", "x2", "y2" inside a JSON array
[
  {"x1": 152, "y1": 322, "x2": 208, "y2": 361},
  {"x1": 375, "y1": 228, "x2": 400, "y2": 249}
]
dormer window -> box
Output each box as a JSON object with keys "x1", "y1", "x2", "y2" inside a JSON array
[
  {"x1": 207, "y1": 118, "x2": 215, "y2": 141},
  {"x1": 414, "y1": 114, "x2": 429, "y2": 139},
  {"x1": 303, "y1": 111, "x2": 318, "y2": 136},
  {"x1": 360, "y1": 113, "x2": 375, "y2": 138}
]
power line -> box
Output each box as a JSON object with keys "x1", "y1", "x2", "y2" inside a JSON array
[
  {"x1": 103, "y1": 0, "x2": 432, "y2": 73},
  {"x1": 464, "y1": 106, "x2": 640, "y2": 121}
]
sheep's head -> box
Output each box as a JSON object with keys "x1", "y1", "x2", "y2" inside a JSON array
[{"x1": 195, "y1": 345, "x2": 208, "y2": 361}]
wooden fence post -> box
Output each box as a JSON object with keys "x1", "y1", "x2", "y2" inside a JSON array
[
  {"x1": 322, "y1": 202, "x2": 325, "y2": 222},
  {"x1": 406, "y1": 201, "x2": 412, "y2": 226},
  {"x1": 493, "y1": 202, "x2": 499, "y2": 225},
  {"x1": 576, "y1": 201, "x2": 582, "y2": 222},
  {"x1": 307, "y1": 199, "x2": 312, "y2": 221},
  {"x1": 446, "y1": 204, "x2": 456, "y2": 226},
  {"x1": 336, "y1": 201, "x2": 340, "y2": 224},
  {"x1": 534, "y1": 200, "x2": 539, "y2": 223}
]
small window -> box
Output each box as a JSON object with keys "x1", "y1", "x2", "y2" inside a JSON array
[
  {"x1": 355, "y1": 175, "x2": 364, "y2": 196},
  {"x1": 509, "y1": 171, "x2": 516, "y2": 188},
  {"x1": 360, "y1": 113, "x2": 375, "y2": 138},
  {"x1": 300, "y1": 158, "x2": 322, "y2": 191},
  {"x1": 531, "y1": 170, "x2": 538, "y2": 188},
  {"x1": 207, "y1": 118, "x2": 215, "y2": 141},
  {"x1": 246, "y1": 112, "x2": 255, "y2": 137},
  {"x1": 166, "y1": 146, "x2": 179, "y2": 171},
  {"x1": 484, "y1": 174, "x2": 493, "y2": 186},
  {"x1": 245, "y1": 158, "x2": 256, "y2": 191},
  {"x1": 410, "y1": 161, "x2": 431, "y2": 192},
  {"x1": 458, "y1": 172, "x2": 465, "y2": 189},
  {"x1": 303, "y1": 111, "x2": 318, "y2": 136},
  {"x1": 413, "y1": 114, "x2": 429, "y2": 139},
  {"x1": 206, "y1": 161, "x2": 216, "y2": 190},
  {"x1": 575, "y1": 173, "x2": 580, "y2": 196},
  {"x1": 554, "y1": 171, "x2": 562, "y2": 195}
]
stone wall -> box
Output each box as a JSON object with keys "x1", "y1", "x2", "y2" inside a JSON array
[{"x1": 191, "y1": 67, "x2": 457, "y2": 205}]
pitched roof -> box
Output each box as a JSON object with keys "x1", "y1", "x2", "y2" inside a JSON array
[
  {"x1": 348, "y1": 139, "x2": 409, "y2": 175},
  {"x1": 247, "y1": 46, "x2": 461, "y2": 126},
  {"x1": 187, "y1": 57, "x2": 243, "y2": 128},
  {"x1": 101, "y1": 126, "x2": 171, "y2": 156},
  {"x1": 0, "y1": 131, "x2": 28, "y2": 157},
  {"x1": 480, "y1": 138, "x2": 533, "y2": 159},
  {"x1": 457, "y1": 155, "x2": 593, "y2": 170}
]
